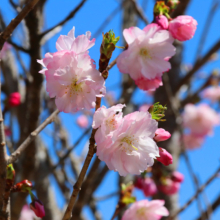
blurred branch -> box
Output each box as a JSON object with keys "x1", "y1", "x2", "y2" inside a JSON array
[
  {"x1": 174, "y1": 39, "x2": 220, "y2": 94},
  {"x1": 0, "y1": 0, "x2": 40, "y2": 50},
  {"x1": 0, "y1": 82, "x2": 7, "y2": 218},
  {"x1": 7, "y1": 109, "x2": 59, "y2": 164},
  {"x1": 7, "y1": 39, "x2": 30, "y2": 53},
  {"x1": 130, "y1": 0, "x2": 148, "y2": 24},
  {"x1": 168, "y1": 166, "x2": 220, "y2": 220},
  {"x1": 39, "y1": 0, "x2": 87, "y2": 39},
  {"x1": 196, "y1": 193, "x2": 220, "y2": 220},
  {"x1": 195, "y1": 0, "x2": 219, "y2": 59}
]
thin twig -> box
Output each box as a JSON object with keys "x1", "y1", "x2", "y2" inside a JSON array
[
  {"x1": 168, "y1": 166, "x2": 220, "y2": 220},
  {"x1": 174, "y1": 39, "x2": 220, "y2": 94},
  {"x1": 39, "y1": 0, "x2": 87, "y2": 39},
  {"x1": 0, "y1": 0, "x2": 40, "y2": 50},
  {"x1": 130, "y1": 0, "x2": 148, "y2": 25},
  {"x1": 7, "y1": 109, "x2": 59, "y2": 164},
  {"x1": 7, "y1": 39, "x2": 30, "y2": 53}
]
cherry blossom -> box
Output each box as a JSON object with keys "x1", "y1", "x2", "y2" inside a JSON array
[
  {"x1": 0, "y1": 42, "x2": 11, "y2": 60},
  {"x1": 38, "y1": 51, "x2": 105, "y2": 113},
  {"x1": 202, "y1": 86, "x2": 220, "y2": 102},
  {"x1": 171, "y1": 171, "x2": 184, "y2": 183},
  {"x1": 117, "y1": 24, "x2": 175, "y2": 91},
  {"x1": 94, "y1": 111, "x2": 159, "y2": 176},
  {"x1": 169, "y1": 16, "x2": 197, "y2": 41},
  {"x1": 56, "y1": 26, "x2": 95, "y2": 54},
  {"x1": 8, "y1": 92, "x2": 21, "y2": 107},
  {"x1": 122, "y1": 200, "x2": 169, "y2": 220},
  {"x1": 30, "y1": 199, "x2": 45, "y2": 218},
  {"x1": 158, "y1": 178, "x2": 180, "y2": 195},
  {"x1": 142, "y1": 178, "x2": 157, "y2": 197},
  {"x1": 156, "y1": 15, "x2": 169, "y2": 30},
  {"x1": 182, "y1": 104, "x2": 220, "y2": 136},
  {"x1": 183, "y1": 134, "x2": 204, "y2": 150}
]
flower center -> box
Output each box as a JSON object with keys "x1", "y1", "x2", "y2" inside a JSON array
[
  {"x1": 120, "y1": 136, "x2": 138, "y2": 153},
  {"x1": 136, "y1": 207, "x2": 146, "y2": 217},
  {"x1": 65, "y1": 79, "x2": 83, "y2": 97},
  {"x1": 140, "y1": 48, "x2": 151, "y2": 59},
  {"x1": 105, "y1": 115, "x2": 117, "y2": 132}
]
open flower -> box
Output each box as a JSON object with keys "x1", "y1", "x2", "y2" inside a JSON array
[
  {"x1": 122, "y1": 200, "x2": 169, "y2": 220},
  {"x1": 95, "y1": 111, "x2": 159, "y2": 176},
  {"x1": 202, "y1": 86, "x2": 220, "y2": 102},
  {"x1": 182, "y1": 104, "x2": 220, "y2": 136},
  {"x1": 56, "y1": 26, "x2": 95, "y2": 54},
  {"x1": 38, "y1": 51, "x2": 105, "y2": 113},
  {"x1": 117, "y1": 24, "x2": 175, "y2": 91}
]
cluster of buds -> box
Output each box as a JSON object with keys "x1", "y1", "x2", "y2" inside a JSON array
[
  {"x1": 6, "y1": 164, "x2": 45, "y2": 218},
  {"x1": 154, "y1": 1, "x2": 197, "y2": 42},
  {"x1": 135, "y1": 171, "x2": 184, "y2": 196}
]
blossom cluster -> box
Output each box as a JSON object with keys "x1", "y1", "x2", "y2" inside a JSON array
[
  {"x1": 117, "y1": 15, "x2": 197, "y2": 91},
  {"x1": 38, "y1": 27, "x2": 105, "y2": 113},
  {"x1": 135, "y1": 171, "x2": 184, "y2": 197},
  {"x1": 182, "y1": 104, "x2": 220, "y2": 149},
  {"x1": 92, "y1": 104, "x2": 172, "y2": 176}
]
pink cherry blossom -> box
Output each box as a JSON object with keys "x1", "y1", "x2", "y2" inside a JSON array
[
  {"x1": 171, "y1": 171, "x2": 184, "y2": 183},
  {"x1": 156, "y1": 15, "x2": 169, "y2": 30},
  {"x1": 154, "y1": 128, "x2": 171, "y2": 142},
  {"x1": 202, "y1": 86, "x2": 220, "y2": 102},
  {"x1": 95, "y1": 111, "x2": 159, "y2": 176},
  {"x1": 56, "y1": 26, "x2": 95, "y2": 54},
  {"x1": 77, "y1": 115, "x2": 89, "y2": 128},
  {"x1": 142, "y1": 178, "x2": 157, "y2": 197},
  {"x1": 158, "y1": 179, "x2": 180, "y2": 195},
  {"x1": 93, "y1": 104, "x2": 125, "y2": 146},
  {"x1": 38, "y1": 51, "x2": 105, "y2": 113},
  {"x1": 169, "y1": 16, "x2": 198, "y2": 41},
  {"x1": 135, "y1": 76, "x2": 163, "y2": 91},
  {"x1": 182, "y1": 104, "x2": 220, "y2": 136},
  {"x1": 117, "y1": 24, "x2": 175, "y2": 91},
  {"x1": 19, "y1": 205, "x2": 35, "y2": 220},
  {"x1": 156, "y1": 148, "x2": 173, "y2": 166},
  {"x1": 122, "y1": 200, "x2": 169, "y2": 220},
  {"x1": 183, "y1": 133, "x2": 204, "y2": 150}
]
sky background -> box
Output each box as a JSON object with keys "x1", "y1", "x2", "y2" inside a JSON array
[{"x1": 1, "y1": 0, "x2": 220, "y2": 219}]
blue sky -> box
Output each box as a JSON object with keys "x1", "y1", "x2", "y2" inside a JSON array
[{"x1": 1, "y1": 0, "x2": 220, "y2": 219}]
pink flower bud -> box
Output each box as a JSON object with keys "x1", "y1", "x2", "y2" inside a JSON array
[
  {"x1": 134, "y1": 177, "x2": 143, "y2": 189},
  {"x1": 142, "y1": 178, "x2": 157, "y2": 197},
  {"x1": 154, "y1": 128, "x2": 171, "y2": 142},
  {"x1": 171, "y1": 171, "x2": 184, "y2": 183},
  {"x1": 158, "y1": 179, "x2": 180, "y2": 195},
  {"x1": 156, "y1": 15, "x2": 169, "y2": 29},
  {"x1": 9, "y1": 92, "x2": 21, "y2": 107},
  {"x1": 169, "y1": 15, "x2": 198, "y2": 41},
  {"x1": 156, "y1": 148, "x2": 173, "y2": 166},
  {"x1": 77, "y1": 115, "x2": 89, "y2": 128},
  {"x1": 30, "y1": 199, "x2": 45, "y2": 218}
]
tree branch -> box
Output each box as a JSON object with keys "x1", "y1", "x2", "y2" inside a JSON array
[
  {"x1": 39, "y1": 0, "x2": 87, "y2": 39},
  {"x1": 7, "y1": 109, "x2": 59, "y2": 164},
  {"x1": 0, "y1": 0, "x2": 40, "y2": 50}
]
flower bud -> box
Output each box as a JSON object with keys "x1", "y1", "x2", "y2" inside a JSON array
[
  {"x1": 134, "y1": 177, "x2": 143, "y2": 189},
  {"x1": 158, "y1": 179, "x2": 180, "y2": 195},
  {"x1": 142, "y1": 178, "x2": 157, "y2": 197},
  {"x1": 171, "y1": 171, "x2": 184, "y2": 183},
  {"x1": 8, "y1": 92, "x2": 21, "y2": 107},
  {"x1": 30, "y1": 199, "x2": 45, "y2": 218},
  {"x1": 156, "y1": 147, "x2": 173, "y2": 166},
  {"x1": 156, "y1": 15, "x2": 169, "y2": 29},
  {"x1": 154, "y1": 128, "x2": 171, "y2": 142},
  {"x1": 13, "y1": 180, "x2": 32, "y2": 193},
  {"x1": 169, "y1": 16, "x2": 197, "y2": 41}
]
